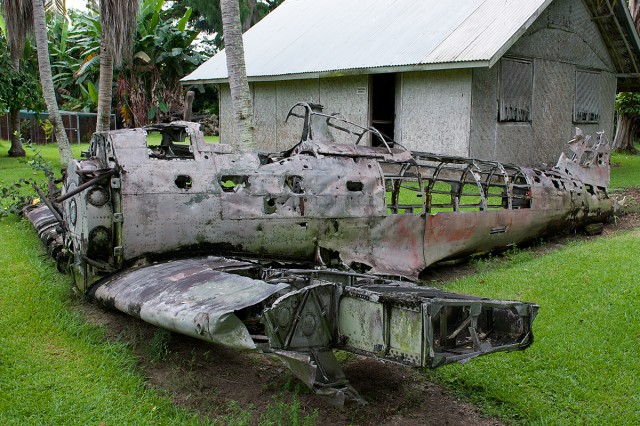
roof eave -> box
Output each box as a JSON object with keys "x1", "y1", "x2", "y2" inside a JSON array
[{"x1": 181, "y1": 60, "x2": 492, "y2": 85}]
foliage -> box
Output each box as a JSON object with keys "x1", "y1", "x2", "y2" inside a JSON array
[
  {"x1": 0, "y1": 36, "x2": 45, "y2": 113},
  {"x1": 190, "y1": 83, "x2": 219, "y2": 115},
  {"x1": 149, "y1": 328, "x2": 171, "y2": 361},
  {"x1": 48, "y1": 9, "x2": 101, "y2": 112},
  {"x1": 45, "y1": 1, "x2": 207, "y2": 125},
  {"x1": 114, "y1": 0, "x2": 205, "y2": 126},
  {"x1": 0, "y1": 139, "x2": 57, "y2": 217},
  {"x1": 614, "y1": 91, "x2": 640, "y2": 116},
  {"x1": 44, "y1": 0, "x2": 66, "y2": 15},
  {"x1": 176, "y1": 0, "x2": 283, "y2": 50}
]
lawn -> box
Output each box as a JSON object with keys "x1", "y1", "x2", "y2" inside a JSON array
[
  {"x1": 428, "y1": 229, "x2": 640, "y2": 424},
  {"x1": 0, "y1": 139, "x2": 639, "y2": 424},
  {"x1": 610, "y1": 146, "x2": 640, "y2": 189}
]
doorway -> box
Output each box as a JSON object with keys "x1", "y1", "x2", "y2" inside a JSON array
[{"x1": 370, "y1": 73, "x2": 396, "y2": 146}]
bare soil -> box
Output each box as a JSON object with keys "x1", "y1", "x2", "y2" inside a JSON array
[{"x1": 73, "y1": 189, "x2": 640, "y2": 425}]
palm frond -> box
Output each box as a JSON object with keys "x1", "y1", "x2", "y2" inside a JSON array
[
  {"x1": 100, "y1": 0, "x2": 140, "y2": 67},
  {"x1": 0, "y1": 0, "x2": 34, "y2": 60},
  {"x1": 44, "y1": 0, "x2": 66, "y2": 15}
]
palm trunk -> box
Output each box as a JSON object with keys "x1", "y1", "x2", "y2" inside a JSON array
[
  {"x1": 7, "y1": 55, "x2": 25, "y2": 157},
  {"x1": 613, "y1": 114, "x2": 639, "y2": 153},
  {"x1": 221, "y1": 0, "x2": 256, "y2": 151},
  {"x1": 7, "y1": 109, "x2": 24, "y2": 157},
  {"x1": 243, "y1": 0, "x2": 258, "y2": 32},
  {"x1": 96, "y1": 40, "x2": 114, "y2": 132},
  {"x1": 32, "y1": 0, "x2": 74, "y2": 166}
]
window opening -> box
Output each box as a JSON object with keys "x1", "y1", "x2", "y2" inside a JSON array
[
  {"x1": 175, "y1": 175, "x2": 192, "y2": 189},
  {"x1": 147, "y1": 128, "x2": 194, "y2": 160},
  {"x1": 347, "y1": 181, "x2": 364, "y2": 192},
  {"x1": 574, "y1": 70, "x2": 600, "y2": 123},
  {"x1": 499, "y1": 58, "x2": 533, "y2": 122},
  {"x1": 219, "y1": 175, "x2": 248, "y2": 193}
]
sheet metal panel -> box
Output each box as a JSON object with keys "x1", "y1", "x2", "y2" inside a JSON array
[
  {"x1": 91, "y1": 257, "x2": 289, "y2": 350},
  {"x1": 182, "y1": 0, "x2": 551, "y2": 83}
]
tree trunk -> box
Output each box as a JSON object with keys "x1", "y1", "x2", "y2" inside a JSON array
[
  {"x1": 243, "y1": 0, "x2": 258, "y2": 32},
  {"x1": 32, "y1": 0, "x2": 74, "y2": 166},
  {"x1": 183, "y1": 90, "x2": 195, "y2": 121},
  {"x1": 221, "y1": 0, "x2": 256, "y2": 151},
  {"x1": 613, "y1": 114, "x2": 639, "y2": 153},
  {"x1": 7, "y1": 55, "x2": 25, "y2": 157},
  {"x1": 96, "y1": 40, "x2": 114, "y2": 132}
]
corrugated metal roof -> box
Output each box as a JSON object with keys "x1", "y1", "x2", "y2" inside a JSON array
[{"x1": 181, "y1": 0, "x2": 555, "y2": 84}]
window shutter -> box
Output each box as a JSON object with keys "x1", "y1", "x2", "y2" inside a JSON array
[
  {"x1": 499, "y1": 59, "x2": 533, "y2": 122},
  {"x1": 575, "y1": 71, "x2": 600, "y2": 123}
]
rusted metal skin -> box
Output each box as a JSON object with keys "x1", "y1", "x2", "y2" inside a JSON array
[
  {"x1": 57, "y1": 108, "x2": 615, "y2": 285},
  {"x1": 262, "y1": 275, "x2": 536, "y2": 370},
  {"x1": 28, "y1": 102, "x2": 615, "y2": 402},
  {"x1": 88, "y1": 257, "x2": 289, "y2": 350}
]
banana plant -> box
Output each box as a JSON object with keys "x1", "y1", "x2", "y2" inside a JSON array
[{"x1": 117, "y1": 0, "x2": 204, "y2": 126}]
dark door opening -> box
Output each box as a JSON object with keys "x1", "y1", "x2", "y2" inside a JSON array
[{"x1": 370, "y1": 73, "x2": 396, "y2": 146}]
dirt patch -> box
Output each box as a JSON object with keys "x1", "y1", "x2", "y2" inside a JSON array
[
  {"x1": 72, "y1": 189, "x2": 640, "y2": 425},
  {"x1": 76, "y1": 303, "x2": 502, "y2": 425}
]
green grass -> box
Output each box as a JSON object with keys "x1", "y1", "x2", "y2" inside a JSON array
[
  {"x1": 0, "y1": 138, "x2": 309, "y2": 425},
  {"x1": 0, "y1": 139, "x2": 639, "y2": 424},
  {"x1": 610, "y1": 145, "x2": 640, "y2": 189},
  {"x1": 0, "y1": 216, "x2": 207, "y2": 425},
  {"x1": 428, "y1": 230, "x2": 640, "y2": 424},
  {"x1": 0, "y1": 139, "x2": 87, "y2": 183}
]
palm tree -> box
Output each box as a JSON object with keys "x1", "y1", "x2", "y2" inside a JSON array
[
  {"x1": 44, "y1": 0, "x2": 65, "y2": 14},
  {"x1": 32, "y1": 0, "x2": 73, "y2": 165},
  {"x1": 220, "y1": 0, "x2": 255, "y2": 150},
  {"x1": 1, "y1": 0, "x2": 32, "y2": 157},
  {"x1": 96, "y1": 0, "x2": 139, "y2": 132}
]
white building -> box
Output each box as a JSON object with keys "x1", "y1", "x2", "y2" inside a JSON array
[{"x1": 182, "y1": 0, "x2": 640, "y2": 165}]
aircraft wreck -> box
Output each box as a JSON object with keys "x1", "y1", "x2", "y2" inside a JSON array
[{"x1": 25, "y1": 102, "x2": 615, "y2": 403}]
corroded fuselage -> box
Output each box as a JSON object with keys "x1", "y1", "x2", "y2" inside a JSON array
[
  {"x1": 33, "y1": 105, "x2": 624, "y2": 401},
  {"x1": 63, "y1": 116, "x2": 614, "y2": 290}
]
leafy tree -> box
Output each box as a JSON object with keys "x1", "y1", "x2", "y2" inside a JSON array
[
  {"x1": 48, "y1": 9, "x2": 100, "y2": 112},
  {"x1": 175, "y1": 0, "x2": 283, "y2": 50},
  {"x1": 96, "y1": 0, "x2": 139, "y2": 132},
  {"x1": 614, "y1": 92, "x2": 640, "y2": 153},
  {"x1": 44, "y1": 1, "x2": 205, "y2": 128},
  {"x1": 613, "y1": 0, "x2": 640, "y2": 153},
  {"x1": 115, "y1": 0, "x2": 204, "y2": 127},
  {"x1": 0, "y1": 35, "x2": 45, "y2": 118},
  {"x1": 32, "y1": 0, "x2": 74, "y2": 164},
  {"x1": 220, "y1": 0, "x2": 254, "y2": 150},
  {"x1": 1, "y1": 0, "x2": 33, "y2": 157},
  {"x1": 44, "y1": 0, "x2": 66, "y2": 14}
]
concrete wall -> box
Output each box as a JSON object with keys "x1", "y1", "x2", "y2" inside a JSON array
[
  {"x1": 470, "y1": 0, "x2": 617, "y2": 165},
  {"x1": 396, "y1": 69, "x2": 472, "y2": 156},
  {"x1": 220, "y1": 75, "x2": 369, "y2": 150}
]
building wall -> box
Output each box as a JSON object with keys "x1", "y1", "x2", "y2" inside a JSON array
[
  {"x1": 396, "y1": 69, "x2": 472, "y2": 156},
  {"x1": 470, "y1": 0, "x2": 617, "y2": 165},
  {"x1": 220, "y1": 75, "x2": 368, "y2": 150},
  {"x1": 221, "y1": 0, "x2": 619, "y2": 165}
]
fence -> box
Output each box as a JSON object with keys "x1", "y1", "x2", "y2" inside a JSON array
[{"x1": 0, "y1": 111, "x2": 117, "y2": 145}]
